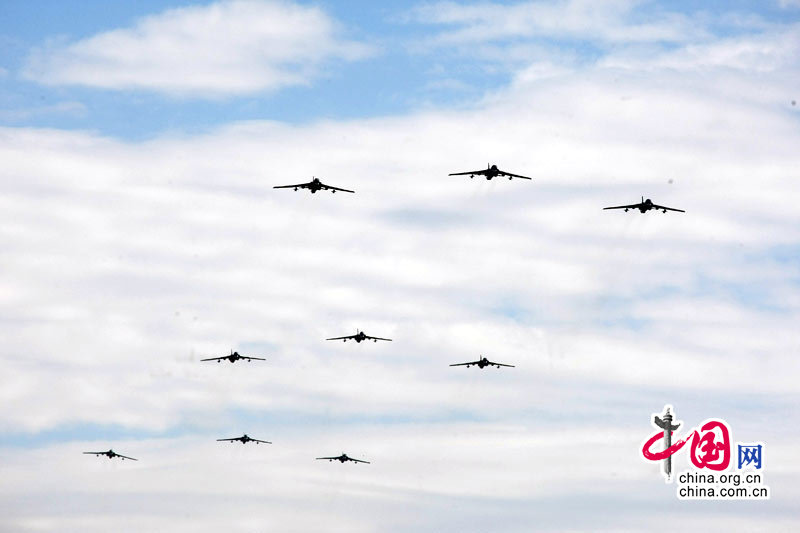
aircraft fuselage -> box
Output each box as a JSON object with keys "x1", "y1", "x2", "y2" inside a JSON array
[
  {"x1": 309, "y1": 179, "x2": 322, "y2": 193},
  {"x1": 345, "y1": 332, "x2": 367, "y2": 342}
]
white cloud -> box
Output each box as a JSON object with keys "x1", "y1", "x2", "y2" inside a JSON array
[
  {"x1": 410, "y1": 0, "x2": 705, "y2": 47},
  {"x1": 0, "y1": 101, "x2": 87, "y2": 121},
  {"x1": 600, "y1": 24, "x2": 800, "y2": 73},
  {"x1": 3, "y1": 44, "x2": 800, "y2": 434},
  {"x1": 22, "y1": 0, "x2": 373, "y2": 97},
  {"x1": 3, "y1": 427, "x2": 799, "y2": 532},
  {"x1": 3, "y1": 9, "x2": 800, "y2": 530}
]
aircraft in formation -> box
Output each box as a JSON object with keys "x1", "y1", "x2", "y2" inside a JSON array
[
  {"x1": 273, "y1": 177, "x2": 354, "y2": 194},
  {"x1": 450, "y1": 356, "x2": 515, "y2": 369},
  {"x1": 79, "y1": 165, "x2": 686, "y2": 470},
  {"x1": 326, "y1": 330, "x2": 392, "y2": 343},
  {"x1": 83, "y1": 449, "x2": 137, "y2": 461},
  {"x1": 449, "y1": 163, "x2": 532, "y2": 181},
  {"x1": 201, "y1": 350, "x2": 265, "y2": 363},
  {"x1": 316, "y1": 453, "x2": 370, "y2": 464},
  {"x1": 603, "y1": 197, "x2": 684, "y2": 214},
  {"x1": 217, "y1": 434, "x2": 271, "y2": 445}
]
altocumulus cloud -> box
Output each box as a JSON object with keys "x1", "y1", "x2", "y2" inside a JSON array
[{"x1": 22, "y1": 0, "x2": 374, "y2": 97}]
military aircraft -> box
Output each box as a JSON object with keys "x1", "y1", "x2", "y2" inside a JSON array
[
  {"x1": 326, "y1": 330, "x2": 392, "y2": 343},
  {"x1": 603, "y1": 197, "x2": 685, "y2": 213},
  {"x1": 450, "y1": 356, "x2": 515, "y2": 369},
  {"x1": 449, "y1": 163, "x2": 531, "y2": 181},
  {"x1": 316, "y1": 453, "x2": 370, "y2": 464},
  {"x1": 216, "y1": 433, "x2": 271, "y2": 445},
  {"x1": 273, "y1": 177, "x2": 354, "y2": 194},
  {"x1": 83, "y1": 449, "x2": 137, "y2": 461},
  {"x1": 201, "y1": 350, "x2": 266, "y2": 363}
]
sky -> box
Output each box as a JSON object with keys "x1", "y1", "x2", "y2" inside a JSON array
[{"x1": 1, "y1": 0, "x2": 799, "y2": 531}]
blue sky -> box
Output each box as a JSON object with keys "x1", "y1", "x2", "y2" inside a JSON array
[
  {"x1": 0, "y1": 0, "x2": 505, "y2": 137},
  {"x1": 2, "y1": 0, "x2": 796, "y2": 138},
  {"x1": 2, "y1": 1, "x2": 800, "y2": 531}
]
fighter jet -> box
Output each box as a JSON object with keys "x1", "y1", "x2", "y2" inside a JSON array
[
  {"x1": 316, "y1": 453, "x2": 370, "y2": 464},
  {"x1": 450, "y1": 356, "x2": 515, "y2": 369},
  {"x1": 449, "y1": 163, "x2": 531, "y2": 181},
  {"x1": 216, "y1": 434, "x2": 271, "y2": 445},
  {"x1": 603, "y1": 197, "x2": 684, "y2": 213},
  {"x1": 326, "y1": 330, "x2": 392, "y2": 343},
  {"x1": 201, "y1": 350, "x2": 266, "y2": 363},
  {"x1": 83, "y1": 449, "x2": 137, "y2": 461},
  {"x1": 273, "y1": 177, "x2": 354, "y2": 194}
]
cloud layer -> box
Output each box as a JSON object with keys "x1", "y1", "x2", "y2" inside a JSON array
[
  {"x1": 411, "y1": 0, "x2": 703, "y2": 45},
  {"x1": 3, "y1": 1, "x2": 800, "y2": 531},
  {"x1": 22, "y1": 0, "x2": 373, "y2": 97}
]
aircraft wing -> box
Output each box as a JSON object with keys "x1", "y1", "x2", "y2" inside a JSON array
[
  {"x1": 326, "y1": 335, "x2": 356, "y2": 341},
  {"x1": 449, "y1": 360, "x2": 481, "y2": 367},
  {"x1": 603, "y1": 203, "x2": 642, "y2": 210},
  {"x1": 216, "y1": 437, "x2": 240, "y2": 442},
  {"x1": 316, "y1": 456, "x2": 341, "y2": 460},
  {"x1": 83, "y1": 451, "x2": 107, "y2": 455},
  {"x1": 449, "y1": 169, "x2": 488, "y2": 176},
  {"x1": 245, "y1": 356, "x2": 266, "y2": 361},
  {"x1": 350, "y1": 457, "x2": 370, "y2": 464},
  {"x1": 273, "y1": 182, "x2": 311, "y2": 189},
  {"x1": 252, "y1": 438, "x2": 272, "y2": 444},
  {"x1": 498, "y1": 170, "x2": 532, "y2": 180},
  {"x1": 321, "y1": 183, "x2": 355, "y2": 193},
  {"x1": 117, "y1": 454, "x2": 138, "y2": 461},
  {"x1": 364, "y1": 335, "x2": 392, "y2": 342},
  {"x1": 488, "y1": 360, "x2": 515, "y2": 368},
  {"x1": 201, "y1": 356, "x2": 226, "y2": 362},
  {"x1": 652, "y1": 203, "x2": 685, "y2": 213}
]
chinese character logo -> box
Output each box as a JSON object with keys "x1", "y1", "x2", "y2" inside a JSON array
[
  {"x1": 641, "y1": 405, "x2": 733, "y2": 482},
  {"x1": 689, "y1": 420, "x2": 730, "y2": 471},
  {"x1": 641, "y1": 405, "x2": 687, "y2": 481},
  {"x1": 738, "y1": 444, "x2": 763, "y2": 469}
]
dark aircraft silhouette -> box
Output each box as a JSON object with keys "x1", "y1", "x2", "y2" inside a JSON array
[
  {"x1": 83, "y1": 449, "x2": 137, "y2": 461},
  {"x1": 450, "y1": 356, "x2": 515, "y2": 369},
  {"x1": 326, "y1": 330, "x2": 392, "y2": 343},
  {"x1": 201, "y1": 350, "x2": 266, "y2": 363},
  {"x1": 216, "y1": 433, "x2": 271, "y2": 445},
  {"x1": 273, "y1": 177, "x2": 354, "y2": 194},
  {"x1": 449, "y1": 163, "x2": 531, "y2": 181},
  {"x1": 603, "y1": 197, "x2": 685, "y2": 213},
  {"x1": 316, "y1": 453, "x2": 370, "y2": 464}
]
